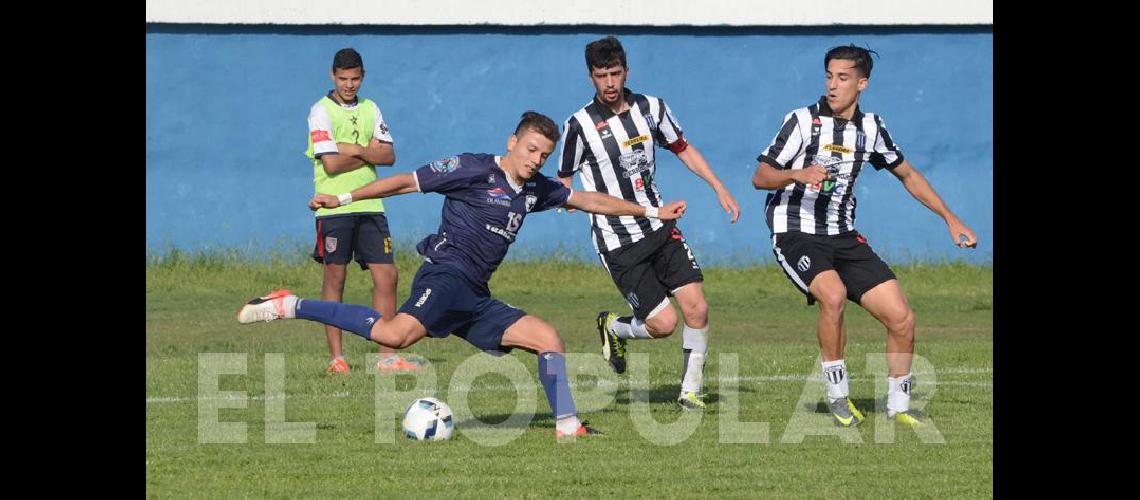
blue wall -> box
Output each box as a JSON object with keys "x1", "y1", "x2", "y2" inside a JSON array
[{"x1": 146, "y1": 26, "x2": 992, "y2": 264}]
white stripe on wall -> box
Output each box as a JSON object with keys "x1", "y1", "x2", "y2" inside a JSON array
[{"x1": 147, "y1": 0, "x2": 993, "y2": 26}]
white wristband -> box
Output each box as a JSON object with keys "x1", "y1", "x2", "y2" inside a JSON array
[
  {"x1": 337, "y1": 192, "x2": 353, "y2": 206},
  {"x1": 644, "y1": 206, "x2": 659, "y2": 218}
]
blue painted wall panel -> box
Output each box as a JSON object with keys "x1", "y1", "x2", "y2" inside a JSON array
[{"x1": 146, "y1": 28, "x2": 992, "y2": 263}]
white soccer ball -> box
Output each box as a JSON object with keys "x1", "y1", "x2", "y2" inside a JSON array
[{"x1": 402, "y1": 397, "x2": 455, "y2": 441}]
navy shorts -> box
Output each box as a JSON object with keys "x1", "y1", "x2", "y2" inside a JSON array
[
  {"x1": 398, "y1": 263, "x2": 527, "y2": 352},
  {"x1": 312, "y1": 213, "x2": 395, "y2": 269}
]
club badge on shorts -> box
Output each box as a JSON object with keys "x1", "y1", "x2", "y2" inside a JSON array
[
  {"x1": 797, "y1": 255, "x2": 811, "y2": 273},
  {"x1": 325, "y1": 236, "x2": 338, "y2": 253}
]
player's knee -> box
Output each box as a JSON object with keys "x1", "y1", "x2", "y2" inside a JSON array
[
  {"x1": 396, "y1": 333, "x2": 417, "y2": 350},
  {"x1": 375, "y1": 265, "x2": 398, "y2": 281},
  {"x1": 646, "y1": 308, "x2": 678, "y2": 337},
  {"x1": 885, "y1": 307, "x2": 915, "y2": 336},
  {"x1": 682, "y1": 299, "x2": 709, "y2": 326},
  {"x1": 817, "y1": 290, "x2": 847, "y2": 315},
  {"x1": 323, "y1": 271, "x2": 347, "y2": 288},
  {"x1": 377, "y1": 322, "x2": 415, "y2": 349},
  {"x1": 535, "y1": 326, "x2": 566, "y2": 353},
  {"x1": 539, "y1": 337, "x2": 566, "y2": 354}
]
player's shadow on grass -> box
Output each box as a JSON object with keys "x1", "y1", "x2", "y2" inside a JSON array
[
  {"x1": 453, "y1": 412, "x2": 658, "y2": 433},
  {"x1": 804, "y1": 393, "x2": 932, "y2": 418},
  {"x1": 805, "y1": 398, "x2": 876, "y2": 416},
  {"x1": 453, "y1": 413, "x2": 558, "y2": 430},
  {"x1": 613, "y1": 383, "x2": 755, "y2": 406}
]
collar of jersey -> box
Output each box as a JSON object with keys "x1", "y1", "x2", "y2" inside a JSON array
[
  {"x1": 592, "y1": 87, "x2": 634, "y2": 120},
  {"x1": 816, "y1": 95, "x2": 864, "y2": 121},
  {"x1": 494, "y1": 156, "x2": 523, "y2": 193},
  {"x1": 326, "y1": 90, "x2": 360, "y2": 109}
]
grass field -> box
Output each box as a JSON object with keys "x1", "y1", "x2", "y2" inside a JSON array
[{"x1": 146, "y1": 252, "x2": 992, "y2": 497}]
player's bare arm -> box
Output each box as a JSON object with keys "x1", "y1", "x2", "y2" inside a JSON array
[
  {"x1": 888, "y1": 160, "x2": 977, "y2": 248},
  {"x1": 357, "y1": 138, "x2": 395, "y2": 166},
  {"x1": 675, "y1": 144, "x2": 740, "y2": 223},
  {"x1": 320, "y1": 143, "x2": 371, "y2": 175},
  {"x1": 565, "y1": 191, "x2": 686, "y2": 220},
  {"x1": 751, "y1": 160, "x2": 828, "y2": 189},
  {"x1": 309, "y1": 173, "x2": 419, "y2": 210},
  {"x1": 556, "y1": 176, "x2": 577, "y2": 213}
]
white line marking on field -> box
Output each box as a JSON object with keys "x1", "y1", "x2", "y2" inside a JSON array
[{"x1": 148, "y1": 369, "x2": 991, "y2": 403}]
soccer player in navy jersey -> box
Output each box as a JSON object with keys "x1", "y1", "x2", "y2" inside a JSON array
[{"x1": 238, "y1": 111, "x2": 687, "y2": 437}]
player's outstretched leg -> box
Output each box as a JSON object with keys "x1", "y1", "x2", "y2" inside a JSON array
[{"x1": 238, "y1": 290, "x2": 383, "y2": 343}]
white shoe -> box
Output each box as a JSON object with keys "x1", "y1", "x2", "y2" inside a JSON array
[{"x1": 237, "y1": 289, "x2": 295, "y2": 323}]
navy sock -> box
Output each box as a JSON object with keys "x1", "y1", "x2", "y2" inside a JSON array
[
  {"x1": 294, "y1": 299, "x2": 381, "y2": 341},
  {"x1": 537, "y1": 352, "x2": 577, "y2": 419}
]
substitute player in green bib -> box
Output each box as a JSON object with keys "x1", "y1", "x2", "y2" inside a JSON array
[{"x1": 305, "y1": 48, "x2": 422, "y2": 374}]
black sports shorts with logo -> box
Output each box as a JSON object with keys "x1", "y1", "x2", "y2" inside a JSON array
[
  {"x1": 772, "y1": 230, "x2": 895, "y2": 305},
  {"x1": 598, "y1": 220, "x2": 703, "y2": 320}
]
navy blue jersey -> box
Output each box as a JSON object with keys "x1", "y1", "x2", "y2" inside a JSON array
[{"x1": 413, "y1": 153, "x2": 571, "y2": 295}]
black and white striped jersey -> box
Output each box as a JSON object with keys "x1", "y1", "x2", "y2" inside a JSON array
[
  {"x1": 758, "y1": 96, "x2": 905, "y2": 235},
  {"x1": 558, "y1": 88, "x2": 689, "y2": 252}
]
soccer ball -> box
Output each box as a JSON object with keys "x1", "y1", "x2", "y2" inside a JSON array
[{"x1": 402, "y1": 397, "x2": 455, "y2": 441}]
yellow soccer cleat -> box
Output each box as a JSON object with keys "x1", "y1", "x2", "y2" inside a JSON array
[
  {"x1": 828, "y1": 398, "x2": 864, "y2": 427},
  {"x1": 677, "y1": 391, "x2": 708, "y2": 411}
]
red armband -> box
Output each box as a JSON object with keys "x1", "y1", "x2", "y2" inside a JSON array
[{"x1": 666, "y1": 135, "x2": 689, "y2": 154}]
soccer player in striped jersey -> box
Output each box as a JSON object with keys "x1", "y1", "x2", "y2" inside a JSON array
[
  {"x1": 752, "y1": 45, "x2": 978, "y2": 427},
  {"x1": 557, "y1": 36, "x2": 741, "y2": 411}
]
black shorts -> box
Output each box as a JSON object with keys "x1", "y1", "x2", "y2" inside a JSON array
[
  {"x1": 312, "y1": 213, "x2": 395, "y2": 269},
  {"x1": 772, "y1": 231, "x2": 896, "y2": 305},
  {"x1": 598, "y1": 220, "x2": 703, "y2": 320}
]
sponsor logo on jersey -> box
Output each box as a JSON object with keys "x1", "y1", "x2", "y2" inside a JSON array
[
  {"x1": 487, "y1": 187, "x2": 511, "y2": 201},
  {"x1": 619, "y1": 150, "x2": 651, "y2": 177},
  {"x1": 622, "y1": 134, "x2": 649, "y2": 147}
]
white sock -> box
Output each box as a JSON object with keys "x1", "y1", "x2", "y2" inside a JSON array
[
  {"x1": 680, "y1": 325, "x2": 708, "y2": 394},
  {"x1": 556, "y1": 415, "x2": 581, "y2": 435},
  {"x1": 282, "y1": 296, "x2": 299, "y2": 318},
  {"x1": 682, "y1": 325, "x2": 708, "y2": 354},
  {"x1": 887, "y1": 373, "x2": 913, "y2": 416},
  {"x1": 821, "y1": 359, "x2": 849, "y2": 402},
  {"x1": 612, "y1": 316, "x2": 654, "y2": 339}
]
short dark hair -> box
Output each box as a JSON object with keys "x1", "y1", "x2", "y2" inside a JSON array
[
  {"x1": 514, "y1": 111, "x2": 560, "y2": 143},
  {"x1": 585, "y1": 36, "x2": 627, "y2": 71},
  {"x1": 332, "y1": 48, "x2": 364, "y2": 72},
  {"x1": 824, "y1": 45, "x2": 878, "y2": 78}
]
